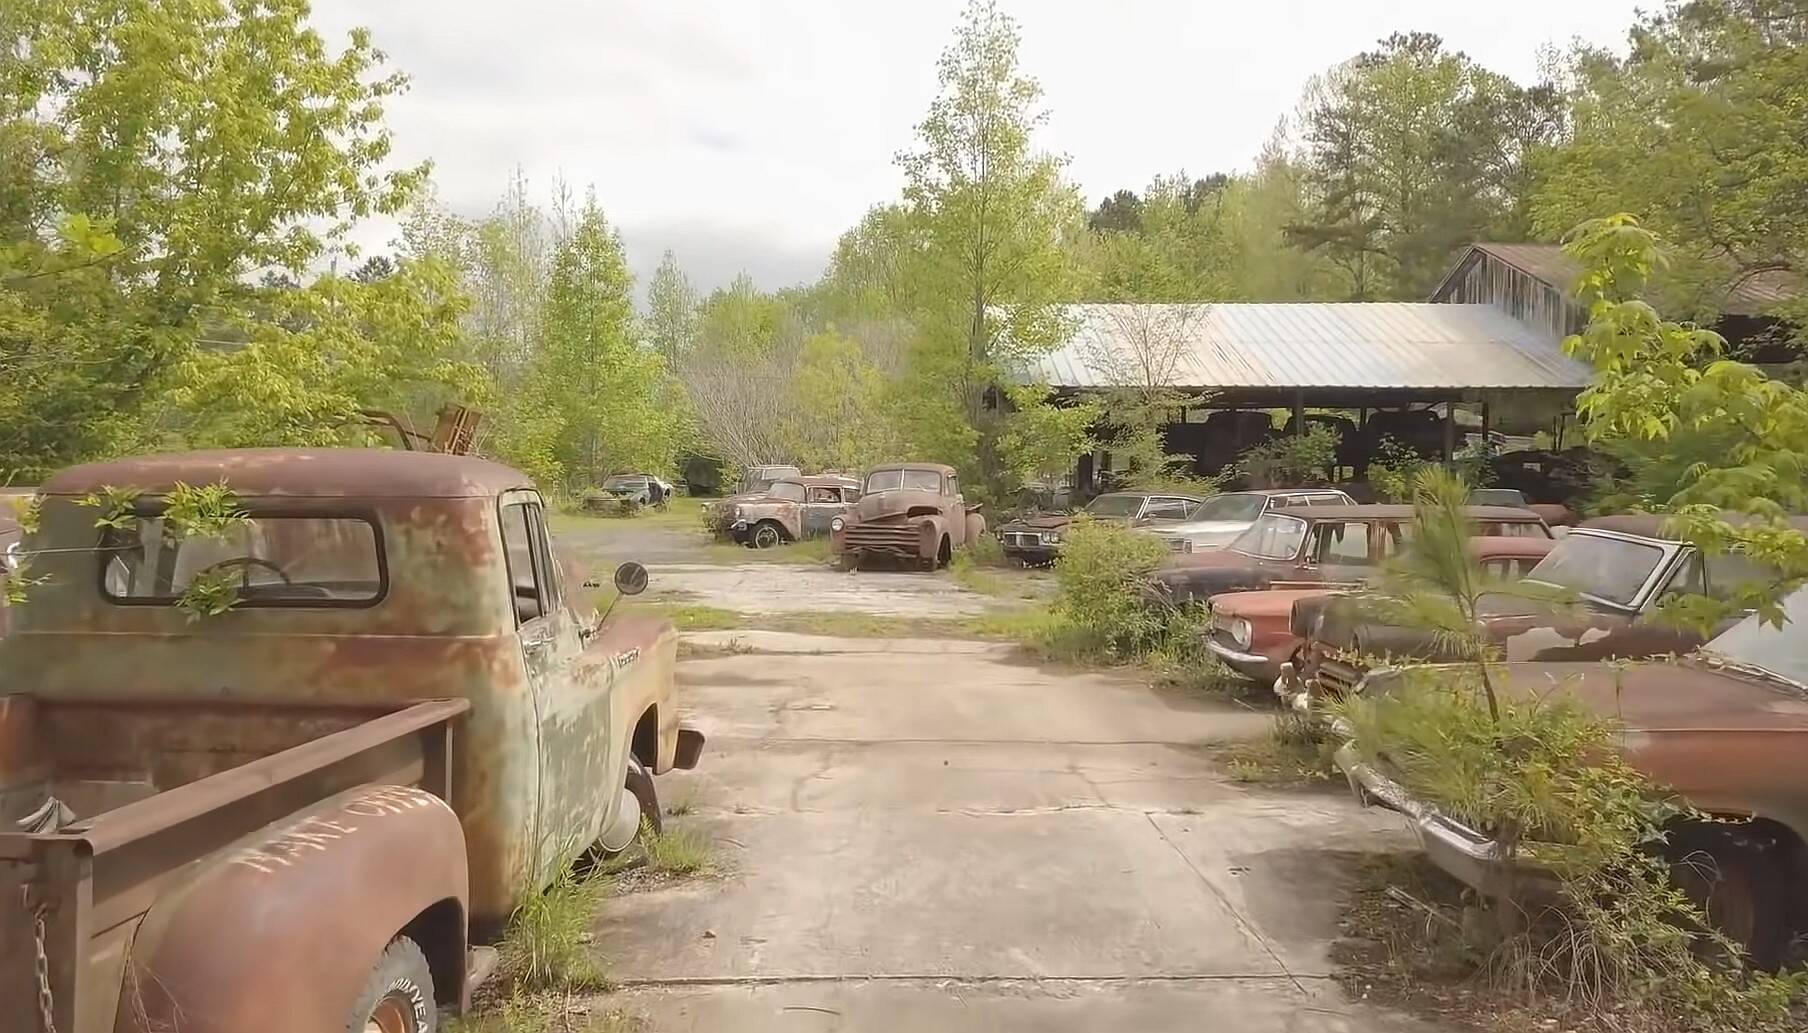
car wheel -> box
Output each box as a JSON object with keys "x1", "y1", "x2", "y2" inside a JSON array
[
  {"x1": 347, "y1": 937, "x2": 435, "y2": 1033},
  {"x1": 1666, "y1": 826, "x2": 1790, "y2": 969},
  {"x1": 750, "y1": 522, "x2": 783, "y2": 549}
]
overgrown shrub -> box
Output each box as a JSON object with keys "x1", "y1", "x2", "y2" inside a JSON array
[
  {"x1": 1237, "y1": 425, "x2": 1339, "y2": 486},
  {"x1": 1365, "y1": 435, "x2": 1429, "y2": 502},
  {"x1": 1334, "y1": 669, "x2": 1807, "y2": 1029},
  {"x1": 1044, "y1": 519, "x2": 1206, "y2": 663}
]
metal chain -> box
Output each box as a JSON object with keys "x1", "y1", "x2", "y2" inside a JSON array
[{"x1": 33, "y1": 904, "x2": 57, "y2": 1033}]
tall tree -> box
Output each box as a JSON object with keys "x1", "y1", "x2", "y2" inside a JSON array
[
  {"x1": 1534, "y1": 1, "x2": 1808, "y2": 335},
  {"x1": 1288, "y1": 33, "x2": 1560, "y2": 299},
  {"x1": 644, "y1": 250, "x2": 699, "y2": 369},
  {"x1": 1, "y1": 0, "x2": 427, "y2": 480},
  {"x1": 895, "y1": 0, "x2": 1081, "y2": 489}
]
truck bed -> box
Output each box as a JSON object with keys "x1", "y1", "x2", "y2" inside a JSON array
[{"x1": 0, "y1": 694, "x2": 467, "y2": 1032}]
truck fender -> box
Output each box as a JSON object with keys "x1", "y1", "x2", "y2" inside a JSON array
[
  {"x1": 118, "y1": 784, "x2": 469, "y2": 1033},
  {"x1": 917, "y1": 514, "x2": 947, "y2": 557}
]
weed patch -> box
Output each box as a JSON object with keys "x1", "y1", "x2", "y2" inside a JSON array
[
  {"x1": 644, "y1": 823, "x2": 712, "y2": 876},
  {"x1": 1221, "y1": 713, "x2": 1335, "y2": 786},
  {"x1": 496, "y1": 865, "x2": 611, "y2": 994},
  {"x1": 452, "y1": 994, "x2": 638, "y2": 1033}
]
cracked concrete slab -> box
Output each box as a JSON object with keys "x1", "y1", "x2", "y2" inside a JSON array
[{"x1": 650, "y1": 563, "x2": 1003, "y2": 617}]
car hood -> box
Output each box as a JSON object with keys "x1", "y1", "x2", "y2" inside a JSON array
[
  {"x1": 1151, "y1": 518, "x2": 1250, "y2": 539},
  {"x1": 1004, "y1": 513, "x2": 1075, "y2": 531},
  {"x1": 1483, "y1": 660, "x2": 1808, "y2": 733},
  {"x1": 1210, "y1": 588, "x2": 1337, "y2": 620},
  {"x1": 1151, "y1": 552, "x2": 1271, "y2": 601}
]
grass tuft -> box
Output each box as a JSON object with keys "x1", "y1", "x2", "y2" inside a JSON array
[
  {"x1": 496, "y1": 864, "x2": 611, "y2": 994},
  {"x1": 643, "y1": 822, "x2": 713, "y2": 876}
]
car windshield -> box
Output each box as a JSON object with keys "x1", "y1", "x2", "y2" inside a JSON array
[
  {"x1": 603, "y1": 476, "x2": 645, "y2": 489},
  {"x1": 1229, "y1": 513, "x2": 1309, "y2": 560},
  {"x1": 1187, "y1": 493, "x2": 1265, "y2": 523},
  {"x1": 1084, "y1": 494, "x2": 1144, "y2": 518},
  {"x1": 1703, "y1": 584, "x2": 1808, "y2": 686},
  {"x1": 1522, "y1": 533, "x2": 1667, "y2": 607},
  {"x1": 865, "y1": 469, "x2": 942, "y2": 493},
  {"x1": 1469, "y1": 488, "x2": 1526, "y2": 506}
]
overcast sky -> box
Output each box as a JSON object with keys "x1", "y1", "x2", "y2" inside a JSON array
[{"x1": 310, "y1": 1, "x2": 1646, "y2": 297}]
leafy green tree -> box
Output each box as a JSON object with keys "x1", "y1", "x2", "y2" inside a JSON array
[
  {"x1": 1534, "y1": 1, "x2": 1808, "y2": 335},
  {"x1": 2, "y1": 0, "x2": 427, "y2": 478},
  {"x1": 1289, "y1": 33, "x2": 1560, "y2": 299},
  {"x1": 644, "y1": 250, "x2": 699, "y2": 369},
  {"x1": 696, "y1": 273, "x2": 789, "y2": 358},
  {"x1": 778, "y1": 331, "x2": 901, "y2": 472},
  {"x1": 894, "y1": 0, "x2": 1081, "y2": 489},
  {"x1": 527, "y1": 201, "x2": 678, "y2": 490},
  {"x1": 996, "y1": 384, "x2": 1100, "y2": 489}
]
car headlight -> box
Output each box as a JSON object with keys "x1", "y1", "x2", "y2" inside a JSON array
[
  {"x1": 1044, "y1": 532, "x2": 1061, "y2": 545},
  {"x1": 831, "y1": 516, "x2": 845, "y2": 532},
  {"x1": 1230, "y1": 618, "x2": 1253, "y2": 649}
]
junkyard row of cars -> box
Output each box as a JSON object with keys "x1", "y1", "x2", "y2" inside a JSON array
[{"x1": 1156, "y1": 491, "x2": 1808, "y2": 969}]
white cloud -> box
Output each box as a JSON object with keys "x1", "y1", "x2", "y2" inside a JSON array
[{"x1": 312, "y1": 0, "x2": 1643, "y2": 295}]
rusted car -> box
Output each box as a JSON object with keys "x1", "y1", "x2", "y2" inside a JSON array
[
  {"x1": 1146, "y1": 488, "x2": 1353, "y2": 555},
  {"x1": 0, "y1": 448, "x2": 703, "y2": 1033},
  {"x1": 1281, "y1": 514, "x2": 1803, "y2": 712},
  {"x1": 832, "y1": 463, "x2": 985, "y2": 570},
  {"x1": 1206, "y1": 535, "x2": 1555, "y2": 685},
  {"x1": 997, "y1": 490, "x2": 1201, "y2": 565},
  {"x1": 718, "y1": 475, "x2": 860, "y2": 548},
  {"x1": 1336, "y1": 585, "x2": 1808, "y2": 968},
  {"x1": 740, "y1": 463, "x2": 801, "y2": 494},
  {"x1": 1150, "y1": 504, "x2": 1551, "y2": 607}
]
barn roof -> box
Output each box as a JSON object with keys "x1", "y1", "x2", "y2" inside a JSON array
[
  {"x1": 1025, "y1": 303, "x2": 1592, "y2": 391},
  {"x1": 1437, "y1": 243, "x2": 1799, "y2": 318}
]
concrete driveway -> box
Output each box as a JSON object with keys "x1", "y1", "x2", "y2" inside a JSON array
[{"x1": 595, "y1": 615, "x2": 1441, "y2": 1032}]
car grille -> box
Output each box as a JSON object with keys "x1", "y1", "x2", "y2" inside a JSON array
[
  {"x1": 1004, "y1": 531, "x2": 1044, "y2": 548},
  {"x1": 1160, "y1": 535, "x2": 1191, "y2": 552},
  {"x1": 1314, "y1": 654, "x2": 1366, "y2": 699},
  {"x1": 843, "y1": 524, "x2": 921, "y2": 553}
]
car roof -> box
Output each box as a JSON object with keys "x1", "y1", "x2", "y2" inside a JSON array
[
  {"x1": 40, "y1": 448, "x2": 533, "y2": 500},
  {"x1": 868, "y1": 463, "x2": 957, "y2": 476},
  {"x1": 1467, "y1": 535, "x2": 1557, "y2": 559},
  {"x1": 1265, "y1": 504, "x2": 1544, "y2": 522},
  {"x1": 1580, "y1": 513, "x2": 1808, "y2": 540},
  {"x1": 1097, "y1": 490, "x2": 1204, "y2": 500}
]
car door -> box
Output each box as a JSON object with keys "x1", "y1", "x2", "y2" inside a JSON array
[
  {"x1": 800, "y1": 485, "x2": 847, "y2": 538},
  {"x1": 500, "y1": 490, "x2": 616, "y2": 871},
  {"x1": 1140, "y1": 496, "x2": 1194, "y2": 525}
]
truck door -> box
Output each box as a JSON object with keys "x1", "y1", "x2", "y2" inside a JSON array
[{"x1": 500, "y1": 491, "x2": 615, "y2": 876}]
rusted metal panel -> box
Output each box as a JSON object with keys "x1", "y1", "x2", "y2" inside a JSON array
[{"x1": 39, "y1": 448, "x2": 530, "y2": 500}]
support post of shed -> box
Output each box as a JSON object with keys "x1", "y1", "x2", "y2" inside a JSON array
[
  {"x1": 1291, "y1": 390, "x2": 1305, "y2": 436},
  {"x1": 1480, "y1": 401, "x2": 1491, "y2": 450},
  {"x1": 1442, "y1": 400, "x2": 1457, "y2": 462}
]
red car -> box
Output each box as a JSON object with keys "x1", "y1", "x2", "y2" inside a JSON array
[{"x1": 1205, "y1": 535, "x2": 1556, "y2": 685}]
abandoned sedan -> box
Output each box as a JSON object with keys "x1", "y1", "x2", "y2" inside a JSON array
[
  {"x1": 1151, "y1": 504, "x2": 1550, "y2": 607},
  {"x1": 1207, "y1": 535, "x2": 1555, "y2": 684},
  {"x1": 1337, "y1": 584, "x2": 1808, "y2": 968},
  {"x1": 1147, "y1": 488, "x2": 1353, "y2": 554},
  {"x1": 717, "y1": 474, "x2": 860, "y2": 548},
  {"x1": 0, "y1": 448, "x2": 702, "y2": 1032},
  {"x1": 997, "y1": 490, "x2": 1199, "y2": 564},
  {"x1": 1285, "y1": 515, "x2": 1800, "y2": 711},
  {"x1": 832, "y1": 463, "x2": 985, "y2": 570}
]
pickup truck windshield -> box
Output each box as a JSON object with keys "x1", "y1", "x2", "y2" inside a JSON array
[
  {"x1": 1704, "y1": 584, "x2": 1808, "y2": 686},
  {"x1": 865, "y1": 469, "x2": 941, "y2": 493},
  {"x1": 1187, "y1": 493, "x2": 1264, "y2": 522},
  {"x1": 102, "y1": 515, "x2": 384, "y2": 605},
  {"x1": 1522, "y1": 532, "x2": 1664, "y2": 608},
  {"x1": 1230, "y1": 513, "x2": 1308, "y2": 560}
]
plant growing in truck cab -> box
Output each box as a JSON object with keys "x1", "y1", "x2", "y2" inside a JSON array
[{"x1": 81, "y1": 479, "x2": 255, "y2": 620}]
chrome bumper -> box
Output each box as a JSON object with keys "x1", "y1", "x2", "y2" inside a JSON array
[
  {"x1": 1204, "y1": 637, "x2": 1265, "y2": 667},
  {"x1": 1334, "y1": 742, "x2": 1552, "y2": 899},
  {"x1": 674, "y1": 724, "x2": 706, "y2": 770}
]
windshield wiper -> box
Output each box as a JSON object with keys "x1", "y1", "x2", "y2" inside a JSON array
[{"x1": 1696, "y1": 652, "x2": 1808, "y2": 697}]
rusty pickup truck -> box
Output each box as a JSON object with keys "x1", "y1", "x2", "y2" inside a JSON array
[
  {"x1": 831, "y1": 463, "x2": 986, "y2": 570},
  {"x1": 0, "y1": 448, "x2": 703, "y2": 1033}
]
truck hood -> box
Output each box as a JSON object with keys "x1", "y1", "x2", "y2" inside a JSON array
[{"x1": 852, "y1": 489, "x2": 947, "y2": 522}]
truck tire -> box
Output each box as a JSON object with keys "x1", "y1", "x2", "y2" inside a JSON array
[
  {"x1": 750, "y1": 521, "x2": 784, "y2": 549},
  {"x1": 347, "y1": 936, "x2": 435, "y2": 1033},
  {"x1": 1666, "y1": 826, "x2": 1790, "y2": 969},
  {"x1": 626, "y1": 756, "x2": 661, "y2": 837},
  {"x1": 936, "y1": 535, "x2": 952, "y2": 569}
]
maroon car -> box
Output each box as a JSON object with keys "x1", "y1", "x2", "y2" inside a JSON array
[{"x1": 1151, "y1": 504, "x2": 1551, "y2": 607}]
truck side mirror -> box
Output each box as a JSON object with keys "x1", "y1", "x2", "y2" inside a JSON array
[{"x1": 614, "y1": 561, "x2": 649, "y2": 596}]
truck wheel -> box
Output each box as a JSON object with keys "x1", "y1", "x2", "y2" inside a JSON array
[
  {"x1": 348, "y1": 936, "x2": 435, "y2": 1033},
  {"x1": 1666, "y1": 827, "x2": 1790, "y2": 969},
  {"x1": 750, "y1": 521, "x2": 783, "y2": 549},
  {"x1": 936, "y1": 536, "x2": 952, "y2": 569},
  {"x1": 626, "y1": 756, "x2": 662, "y2": 837}
]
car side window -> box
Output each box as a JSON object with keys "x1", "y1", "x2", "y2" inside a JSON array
[
  {"x1": 501, "y1": 502, "x2": 543, "y2": 625},
  {"x1": 946, "y1": 474, "x2": 958, "y2": 497},
  {"x1": 808, "y1": 486, "x2": 840, "y2": 503},
  {"x1": 841, "y1": 486, "x2": 861, "y2": 503},
  {"x1": 527, "y1": 503, "x2": 562, "y2": 617},
  {"x1": 1316, "y1": 521, "x2": 1371, "y2": 564},
  {"x1": 1145, "y1": 497, "x2": 1191, "y2": 520},
  {"x1": 1659, "y1": 553, "x2": 1707, "y2": 602}
]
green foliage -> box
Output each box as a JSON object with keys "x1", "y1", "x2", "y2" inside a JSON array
[
  {"x1": 161, "y1": 481, "x2": 250, "y2": 540},
  {"x1": 1237, "y1": 425, "x2": 1339, "y2": 486},
  {"x1": 892, "y1": 0, "x2": 1082, "y2": 489},
  {"x1": 641, "y1": 821, "x2": 712, "y2": 877},
  {"x1": 498, "y1": 862, "x2": 609, "y2": 994},
  {"x1": 780, "y1": 331, "x2": 901, "y2": 472},
  {"x1": 174, "y1": 567, "x2": 241, "y2": 623},
  {"x1": 1533, "y1": 3, "x2": 1808, "y2": 336},
  {"x1": 1365, "y1": 436, "x2": 1432, "y2": 503},
  {"x1": 645, "y1": 250, "x2": 699, "y2": 369},
  {"x1": 79, "y1": 486, "x2": 143, "y2": 531},
  {"x1": 996, "y1": 384, "x2": 1100, "y2": 491},
  {"x1": 1562, "y1": 215, "x2": 1808, "y2": 628},
  {"x1": 2, "y1": 0, "x2": 427, "y2": 479},
  {"x1": 1043, "y1": 519, "x2": 1206, "y2": 663}
]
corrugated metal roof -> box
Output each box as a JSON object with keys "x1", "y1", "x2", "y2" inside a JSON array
[
  {"x1": 1025, "y1": 303, "x2": 1593, "y2": 390},
  {"x1": 1464, "y1": 243, "x2": 1798, "y2": 318}
]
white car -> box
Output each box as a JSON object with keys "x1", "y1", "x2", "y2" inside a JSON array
[{"x1": 1144, "y1": 488, "x2": 1354, "y2": 553}]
